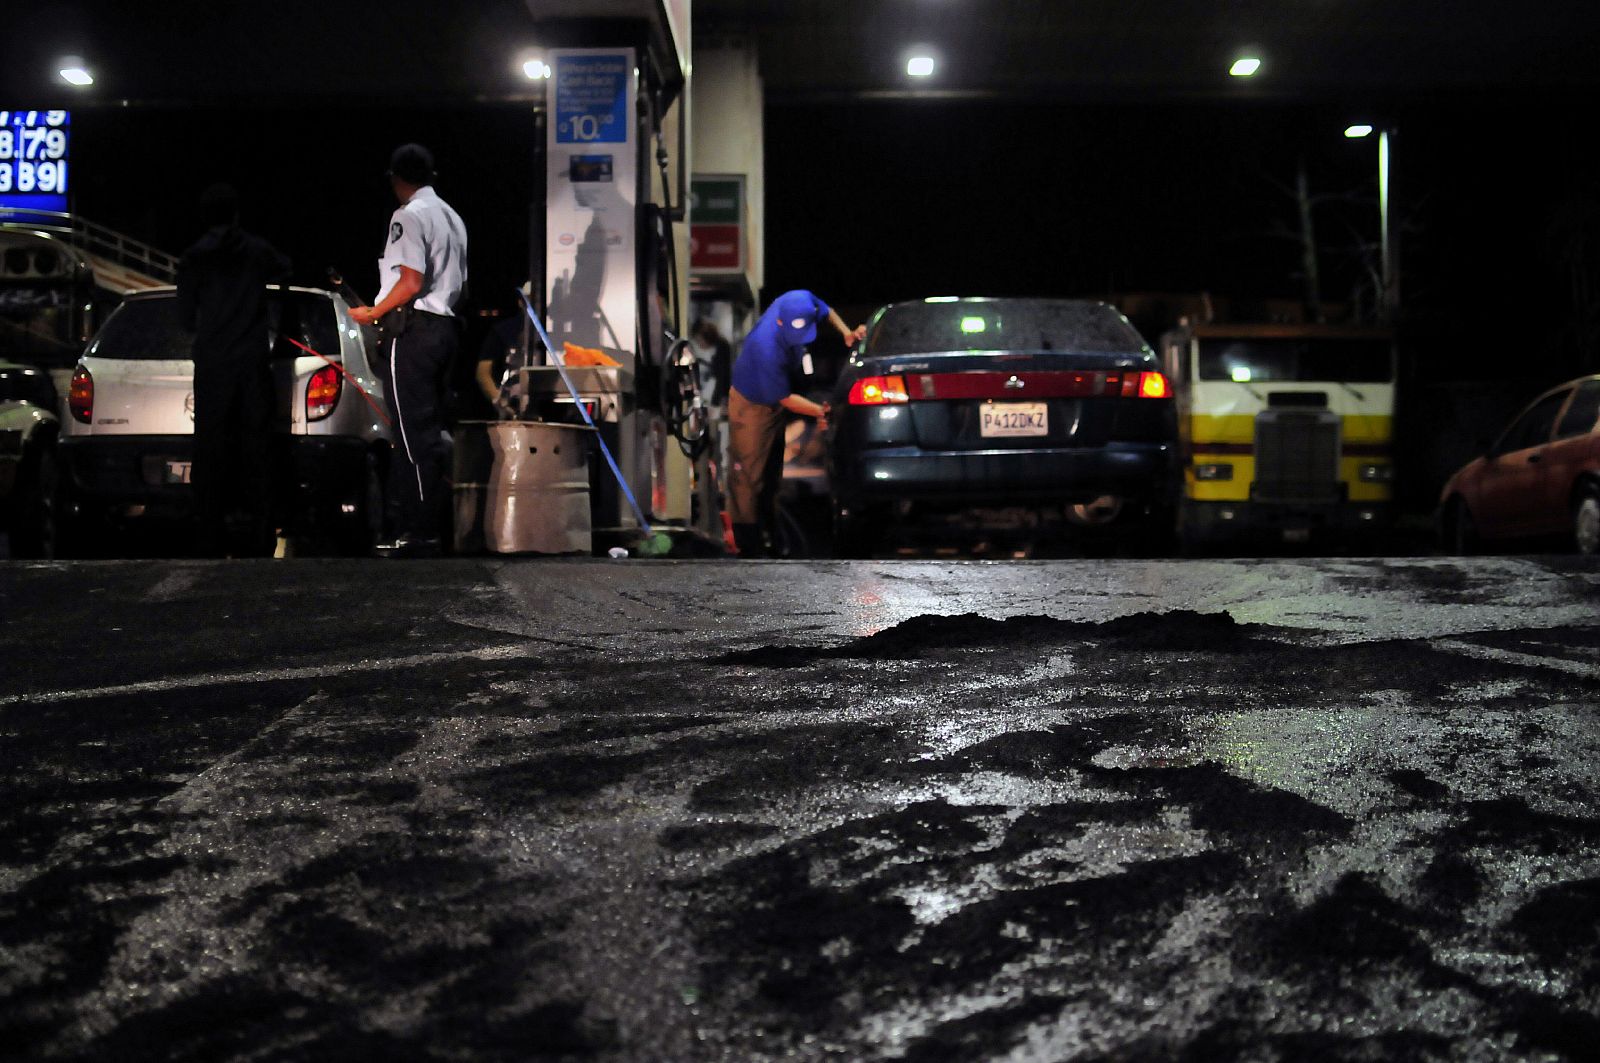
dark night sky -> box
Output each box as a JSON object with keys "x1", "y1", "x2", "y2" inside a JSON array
[
  {"x1": 60, "y1": 89, "x2": 1600, "y2": 386},
  {"x1": 764, "y1": 93, "x2": 1600, "y2": 383}
]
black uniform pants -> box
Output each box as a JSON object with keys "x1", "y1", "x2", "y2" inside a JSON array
[
  {"x1": 192, "y1": 358, "x2": 273, "y2": 557},
  {"x1": 377, "y1": 313, "x2": 457, "y2": 541}
]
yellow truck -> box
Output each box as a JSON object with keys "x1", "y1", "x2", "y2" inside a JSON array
[{"x1": 1157, "y1": 320, "x2": 1396, "y2": 549}]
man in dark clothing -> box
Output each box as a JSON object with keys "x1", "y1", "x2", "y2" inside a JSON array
[{"x1": 175, "y1": 183, "x2": 291, "y2": 557}]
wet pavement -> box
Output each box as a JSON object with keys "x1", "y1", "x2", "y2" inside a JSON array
[{"x1": 2, "y1": 555, "x2": 1599, "y2": 1061}]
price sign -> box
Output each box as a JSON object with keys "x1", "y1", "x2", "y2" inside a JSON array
[{"x1": 0, "y1": 110, "x2": 70, "y2": 212}]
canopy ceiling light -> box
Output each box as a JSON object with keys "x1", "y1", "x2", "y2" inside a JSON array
[
  {"x1": 1229, "y1": 57, "x2": 1261, "y2": 77},
  {"x1": 58, "y1": 57, "x2": 94, "y2": 86},
  {"x1": 906, "y1": 55, "x2": 935, "y2": 77}
]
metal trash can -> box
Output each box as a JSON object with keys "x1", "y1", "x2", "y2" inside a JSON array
[{"x1": 483, "y1": 421, "x2": 595, "y2": 554}]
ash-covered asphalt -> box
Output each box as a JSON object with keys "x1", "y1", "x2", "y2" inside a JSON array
[{"x1": 2, "y1": 556, "x2": 1599, "y2": 1061}]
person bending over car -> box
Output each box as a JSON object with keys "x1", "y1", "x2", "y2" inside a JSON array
[
  {"x1": 728, "y1": 289, "x2": 865, "y2": 557},
  {"x1": 176, "y1": 182, "x2": 291, "y2": 558}
]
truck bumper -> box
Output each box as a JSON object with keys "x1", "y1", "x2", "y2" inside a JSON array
[{"x1": 1181, "y1": 498, "x2": 1393, "y2": 543}]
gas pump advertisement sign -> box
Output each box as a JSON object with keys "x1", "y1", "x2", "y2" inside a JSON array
[
  {"x1": 553, "y1": 54, "x2": 629, "y2": 144},
  {"x1": 546, "y1": 49, "x2": 638, "y2": 357}
]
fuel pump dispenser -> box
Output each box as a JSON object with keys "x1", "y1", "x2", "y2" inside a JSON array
[{"x1": 457, "y1": 0, "x2": 719, "y2": 556}]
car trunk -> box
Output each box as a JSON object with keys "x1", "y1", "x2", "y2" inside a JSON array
[
  {"x1": 866, "y1": 350, "x2": 1169, "y2": 450},
  {"x1": 78, "y1": 356, "x2": 195, "y2": 435}
]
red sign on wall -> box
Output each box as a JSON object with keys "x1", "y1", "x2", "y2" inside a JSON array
[{"x1": 690, "y1": 223, "x2": 742, "y2": 271}]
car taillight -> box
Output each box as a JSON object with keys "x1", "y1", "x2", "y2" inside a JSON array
[
  {"x1": 1137, "y1": 371, "x2": 1171, "y2": 399},
  {"x1": 306, "y1": 365, "x2": 341, "y2": 421},
  {"x1": 848, "y1": 374, "x2": 909, "y2": 405},
  {"x1": 1112, "y1": 370, "x2": 1171, "y2": 399},
  {"x1": 68, "y1": 366, "x2": 93, "y2": 423}
]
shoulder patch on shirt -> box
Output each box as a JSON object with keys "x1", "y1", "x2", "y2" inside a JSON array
[{"x1": 390, "y1": 221, "x2": 404, "y2": 244}]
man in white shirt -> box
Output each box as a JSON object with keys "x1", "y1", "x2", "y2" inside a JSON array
[{"x1": 348, "y1": 143, "x2": 468, "y2": 557}]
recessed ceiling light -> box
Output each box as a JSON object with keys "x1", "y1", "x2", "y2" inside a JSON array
[
  {"x1": 522, "y1": 59, "x2": 551, "y2": 80},
  {"x1": 58, "y1": 58, "x2": 94, "y2": 86},
  {"x1": 907, "y1": 56, "x2": 935, "y2": 77},
  {"x1": 1344, "y1": 124, "x2": 1374, "y2": 138},
  {"x1": 1229, "y1": 57, "x2": 1261, "y2": 77}
]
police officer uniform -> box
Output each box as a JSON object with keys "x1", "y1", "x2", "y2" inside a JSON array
[{"x1": 359, "y1": 144, "x2": 468, "y2": 555}]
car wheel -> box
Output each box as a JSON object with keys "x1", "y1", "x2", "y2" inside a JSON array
[
  {"x1": 336, "y1": 450, "x2": 386, "y2": 557},
  {"x1": 1573, "y1": 486, "x2": 1600, "y2": 556},
  {"x1": 1441, "y1": 497, "x2": 1478, "y2": 555},
  {"x1": 9, "y1": 444, "x2": 60, "y2": 559},
  {"x1": 832, "y1": 499, "x2": 883, "y2": 559}
]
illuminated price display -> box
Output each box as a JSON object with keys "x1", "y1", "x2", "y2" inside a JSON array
[{"x1": 0, "y1": 110, "x2": 70, "y2": 212}]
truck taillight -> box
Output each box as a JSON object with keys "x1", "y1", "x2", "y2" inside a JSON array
[
  {"x1": 68, "y1": 366, "x2": 93, "y2": 423},
  {"x1": 306, "y1": 365, "x2": 341, "y2": 421},
  {"x1": 848, "y1": 374, "x2": 909, "y2": 405}
]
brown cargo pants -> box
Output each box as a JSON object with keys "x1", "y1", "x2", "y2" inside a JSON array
[{"x1": 727, "y1": 387, "x2": 786, "y2": 527}]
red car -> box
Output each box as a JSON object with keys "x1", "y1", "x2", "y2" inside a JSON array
[{"x1": 1439, "y1": 375, "x2": 1600, "y2": 554}]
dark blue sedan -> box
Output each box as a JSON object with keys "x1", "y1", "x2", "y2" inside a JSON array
[{"x1": 825, "y1": 297, "x2": 1177, "y2": 555}]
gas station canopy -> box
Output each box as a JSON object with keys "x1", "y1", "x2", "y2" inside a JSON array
[{"x1": 3, "y1": 0, "x2": 1598, "y2": 106}]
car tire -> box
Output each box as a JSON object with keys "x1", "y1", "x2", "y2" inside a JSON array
[
  {"x1": 336, "y1": 449, "x2": 386, "y2": 557},
  {"x1": 832, "y1": 499, "x2": 883, "y2": 559},
  {"x1": 9, "y1": 444, "x2": 60, "y2": 559},
  {"x1": 1573, "y1": 486, "x2": 1600, "y2": 556},
  {"x1": 1441, "y1": 497, "x2": 1478, "y2": 556}
]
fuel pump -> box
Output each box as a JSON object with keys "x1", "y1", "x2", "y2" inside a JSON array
[{"x1": 467, "y1": 0, "x2": 717, "y2": 555}]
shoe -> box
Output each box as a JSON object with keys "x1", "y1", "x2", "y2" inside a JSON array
[{"x1": 374, "y1": 537, "x2": 442, "y2": 558}]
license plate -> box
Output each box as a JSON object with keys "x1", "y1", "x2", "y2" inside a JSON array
[
  {"x1": 164, "y1": 460, "x2": 192, "y2": 485},
  {"x1": 980, "y1": 402, "x2": 1048, "y2": 438}
]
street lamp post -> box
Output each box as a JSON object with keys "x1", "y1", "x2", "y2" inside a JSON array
[
  {"x1": 1345, "y1": 123, "x2": 1398, "y2": 321},
  {"x1": 1378, "y1": 128, "x2": 1397, "y2": 319}
]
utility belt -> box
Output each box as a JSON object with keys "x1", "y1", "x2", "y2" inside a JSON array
[{"x1": 378, "y1": 305, "x2": 456, "y2": 343}]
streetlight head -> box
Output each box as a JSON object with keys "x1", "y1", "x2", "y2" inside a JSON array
[
  {"x1": 1229, "y1": 57, "x2": 1261, "y2": 77},
  {"x1": 1345, "y1": 124, "x2": 1374, "y2": 138}
]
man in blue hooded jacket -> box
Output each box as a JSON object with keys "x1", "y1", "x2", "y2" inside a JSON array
[{"x1": 728, "y1": 289, "x2": 865, "y2": 557}]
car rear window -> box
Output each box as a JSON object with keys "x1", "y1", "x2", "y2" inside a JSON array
[
  {"x1": 1196, "y1": 338, "x2": 1394, "y2": 384},
  {"x1": 87, "y1": 290, "x2": 339, "y2": 361},
  {"x1": 867, "y1": 300, "x2": 1147, "y2": 356}
]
